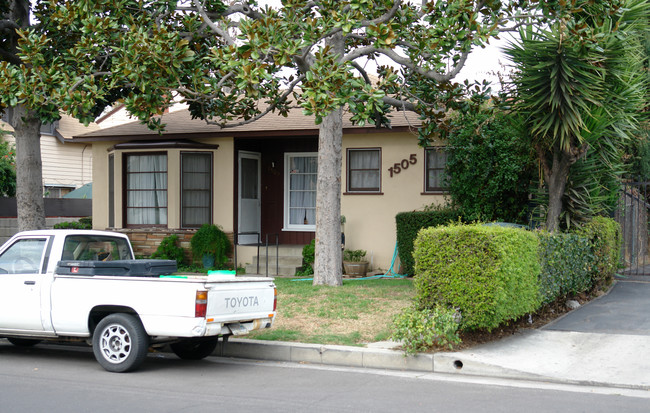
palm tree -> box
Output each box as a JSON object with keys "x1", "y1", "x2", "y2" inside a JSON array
[{"x1": 505, "y1": 0, "x2": 650, "y2": 231}]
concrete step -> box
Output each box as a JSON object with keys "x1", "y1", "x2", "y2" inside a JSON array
[
  {"x1": 244, "y1": 244, "x2": 307, "y2": 276},
  {"x1": 245, "y1": 261, "x2": 303, "y2": 276},
  {"x1": 255, "y1": 245, "x2": 304, "y2": 258},
  {"x1": 251, "y1": 255, "x2": 303, "y2": 267}
]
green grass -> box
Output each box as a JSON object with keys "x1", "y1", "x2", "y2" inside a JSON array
[{"x1": 247, "y1": 277, "x2": 415, "y2": 346}]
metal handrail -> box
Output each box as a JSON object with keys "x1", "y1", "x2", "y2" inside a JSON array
[
  {"x1": 233, "y1": 232, "x2": 261, "y2": 275},
  {"x1": 265, "y1": 233, "x2": 280, "y2": 277},
  {"x1": 234, "y1": 232, "x2": 279, "y2": 277}
]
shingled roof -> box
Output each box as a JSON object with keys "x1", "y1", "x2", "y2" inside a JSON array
[{"x1": 73, "y1": 106, "x2": 422, "y2": 142}]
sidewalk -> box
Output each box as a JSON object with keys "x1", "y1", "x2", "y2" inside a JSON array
[{"x1": 216, "y1": 278, "x2": 650, "y2": 390}]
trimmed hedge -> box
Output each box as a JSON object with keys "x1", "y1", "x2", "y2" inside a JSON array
[
  {"x1": 413, "y1": 224, "x2": 540, "y2": 331},
  {"x1": 537, "y1": 232, "x2": 592, "y2": 305},
  {"x1": 573, "y1": 216, "x2": 621, "y2": 285},
  {"x1": 395, "y1": 206, "x2": 462, "y2": 276}
]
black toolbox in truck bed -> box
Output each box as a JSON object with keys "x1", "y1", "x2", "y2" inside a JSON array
[{"x1": 56, "y1": 260, "x2": 178, "y2": 277}]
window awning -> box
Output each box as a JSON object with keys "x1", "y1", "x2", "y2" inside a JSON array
[{"x1": 108, "y1": 139, "x2": 219, "y2": 151}]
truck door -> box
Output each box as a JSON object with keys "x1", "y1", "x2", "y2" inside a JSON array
[{"x1": 0, "y1": 236, "x2": 49, "y2": 332}]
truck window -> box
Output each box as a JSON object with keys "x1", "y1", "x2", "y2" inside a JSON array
[
  {"x1": 0, "y1": 238, "x2": 47, "y2": 274},
  {"x1": 63, "y1": 235, "x2": 134, "y2": 261}
]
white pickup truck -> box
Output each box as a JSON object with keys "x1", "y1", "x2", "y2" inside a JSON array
[{"x1": 0, "y1": 230, "x2": 276, "y2": 372}]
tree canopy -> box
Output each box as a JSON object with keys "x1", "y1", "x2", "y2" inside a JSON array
[
  {"x1": 2, "y1": 0, "x2": 639, "y2": 282},
  {"x1": 504, "y1": 0, "x2": 650, "y2": 230}
]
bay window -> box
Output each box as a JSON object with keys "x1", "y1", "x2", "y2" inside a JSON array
[{"x1": 124, "y1": 153, "x2": 168, "y2": 226}]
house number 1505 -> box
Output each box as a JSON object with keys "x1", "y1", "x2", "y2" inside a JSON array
[{"x1": 388, "y1": 154, "x2": 417, "y2": 178}]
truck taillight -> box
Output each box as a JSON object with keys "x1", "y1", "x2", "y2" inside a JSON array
[
  {"x1": 273, "y1": 288, "x2": 277, "y2": 311},
  {"x1": 195, "y1": 290, "x2": 208, "y2": 318}
]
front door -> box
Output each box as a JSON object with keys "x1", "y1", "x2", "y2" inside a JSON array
[
  {"x1": 0, "y1": 236, "x2": 49, "y2": 332},
  {"x1": 238, "y1": 151, "x2": 262, "y2": 245}
]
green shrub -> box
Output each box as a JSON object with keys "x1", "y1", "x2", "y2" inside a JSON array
[
  {"x1": 413, "y1": 224, "x2": 540, "y2": 331},
  {"x1": 151, "y1": 234, "x2": 185, "y2": 266},
  {"x1": 445, "y1": 111, "x2": 535, "y2": 224},
  {"x1": 0, "y1": 140, "x2": 16, "y2": 197},
  {"x1": 54, "y1": 217, "x2": 92, "y2": 229},
  {"x1": 395, "y1": 205, "x2": 463, "y2": 276},
  {"x1": 295, "y1": 239, "x2": 315, "y2": 276},
  {"x1": 391, "y1": 304, "x2": 461, "y2": 355},
  {"x1": 573, "y1": 216, "x2": 622, "y2": 286},
  {"x1": 190, "y1": 224, "x2": 231, "y2": 268},
  {"x1": 343, "y1": 249, "x2": 367, "y2": 262},
  {"x1": 537, "y1": 232, "x2": 592, "y2": 305}
]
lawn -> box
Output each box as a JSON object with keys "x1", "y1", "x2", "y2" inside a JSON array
[{"x1": 247, "y1": 277, "x2": 415, "y2": 346}]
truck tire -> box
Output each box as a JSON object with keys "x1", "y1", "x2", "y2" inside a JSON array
[
  {"x1": 170, "y1": 338, "x2": 219, "y2": 360},
  {"x1": 92, "y1": 313, "x2": 149, "y2": 373},
  {"x1": 7, "y1": 338, "x2": 41, "y2": 347}
]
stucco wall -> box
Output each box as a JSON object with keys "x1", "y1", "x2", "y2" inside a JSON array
[
  {"x1": 90, "y1": 133, "x2": 446, "y2": 272},
  {"x1": 92, "y1": 138, "x2": 234, "y2": 232},
  {"x1": 341, "y1": 132, "x2": 447, "y2": 272}
]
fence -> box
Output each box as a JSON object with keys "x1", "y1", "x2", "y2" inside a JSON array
[
  {"x1": 616, "y1": 182, "x2": 650, "y2": 276},
  {"x1": 0, "y1": 198, "x2": 92, "y2": 243}
]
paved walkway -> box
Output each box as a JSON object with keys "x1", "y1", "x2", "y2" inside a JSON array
[{"x1": 220, "y1": 277, "x2": 650, "y2": 389}]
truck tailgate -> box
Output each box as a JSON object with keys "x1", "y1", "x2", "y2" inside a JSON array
[{"x1": 206, "y1": 280, "x2": 276, "y2": 322}]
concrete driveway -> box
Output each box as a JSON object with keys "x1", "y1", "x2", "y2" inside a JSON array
[{"x1": 434, "y1": 277, "x2": 650, "y2": 388}]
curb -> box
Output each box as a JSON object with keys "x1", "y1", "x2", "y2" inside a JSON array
[
  {"x1": 215, "y1": 338, "x2": 435, "y2": 372},
  {"x1": 213, "y1": 338, "x2": 650, "y2": 391}
]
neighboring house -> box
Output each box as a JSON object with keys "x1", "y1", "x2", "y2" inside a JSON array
[
  {"x1": 73, "y1": 108, "x2": 448, "y2": 274},
  {"x1": 0, "y1": 110, "x2": 100, "y2": 242},
  {"x1": 1, "y1": 109, "x2": 96, "y2": 197}
]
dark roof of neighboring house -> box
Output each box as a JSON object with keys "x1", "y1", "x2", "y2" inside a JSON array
[{"x1": 73, "y1": 106, "x2": 423, "y2": 142}]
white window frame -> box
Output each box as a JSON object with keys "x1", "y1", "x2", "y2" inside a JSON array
[{"x1": 283, "y1": 152, "x2": 317, "y2": 232}]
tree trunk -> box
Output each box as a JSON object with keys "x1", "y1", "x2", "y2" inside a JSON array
[
  {"x1": 543, "y1": 149, "x2": 572, "y2": 233},
  {"x1": 12, "y1": 104, "x2": 45, "y2": 231},
  {"x1": 313, "y1": 107, "x2": 343, "y2": 286}
]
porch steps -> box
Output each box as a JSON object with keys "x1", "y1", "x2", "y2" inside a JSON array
[{"x1": 245, "y1": 245, "x2": 305, "y2": 276}]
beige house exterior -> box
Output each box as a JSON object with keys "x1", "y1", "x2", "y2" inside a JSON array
[{"x1": 73, "y1": 108, "x2": 447, "y2": 274}]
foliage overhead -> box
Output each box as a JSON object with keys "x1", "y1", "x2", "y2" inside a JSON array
[
  {"x1": 1, "y1": 0, "x2": 636, "y2": 283},
  {"x1": 2, "y1": 1, "x2": 606, "y2": 135}
]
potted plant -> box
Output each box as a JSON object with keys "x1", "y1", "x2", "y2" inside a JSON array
[
  {"x1": 190, "y1": 224, "x2": 231, "y2": 269},
  {"x1": 343, "y1": 249, "x2": 369, "y2": 277}
]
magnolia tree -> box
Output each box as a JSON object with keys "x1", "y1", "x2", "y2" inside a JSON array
[
  {"x1": 1, "y1": 0, "x2": 619, "y2": 284},
  {"x1": 0, "y1": 0, "x2": 46, "y2": 230}
]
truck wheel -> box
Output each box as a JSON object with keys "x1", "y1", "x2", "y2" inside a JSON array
[
  {"x1": 92, "y1": 313, "x2": 149, "y2": 373},
  {"x1": 7, "y1": 338, "x2": 41, "y2": 347},
  {"x1": 170, "y1": 338, "x2": 219, "y2": 360}
]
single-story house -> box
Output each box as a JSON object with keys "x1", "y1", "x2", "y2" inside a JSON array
[{"x1": 72, "y1": 107, "x2": 448, "y2": 274}]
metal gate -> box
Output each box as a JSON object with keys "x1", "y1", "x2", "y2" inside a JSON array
[{"x1": 616, "y1": 182, "x2": 650, "y2": 276}]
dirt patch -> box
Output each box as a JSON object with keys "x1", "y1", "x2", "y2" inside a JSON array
[
  {"x1": 428, "y1": 289, "x2": 605, "y2": 352},
  {"x1": 274, "y1": 298, "x2": 411, "y2": 343}
]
